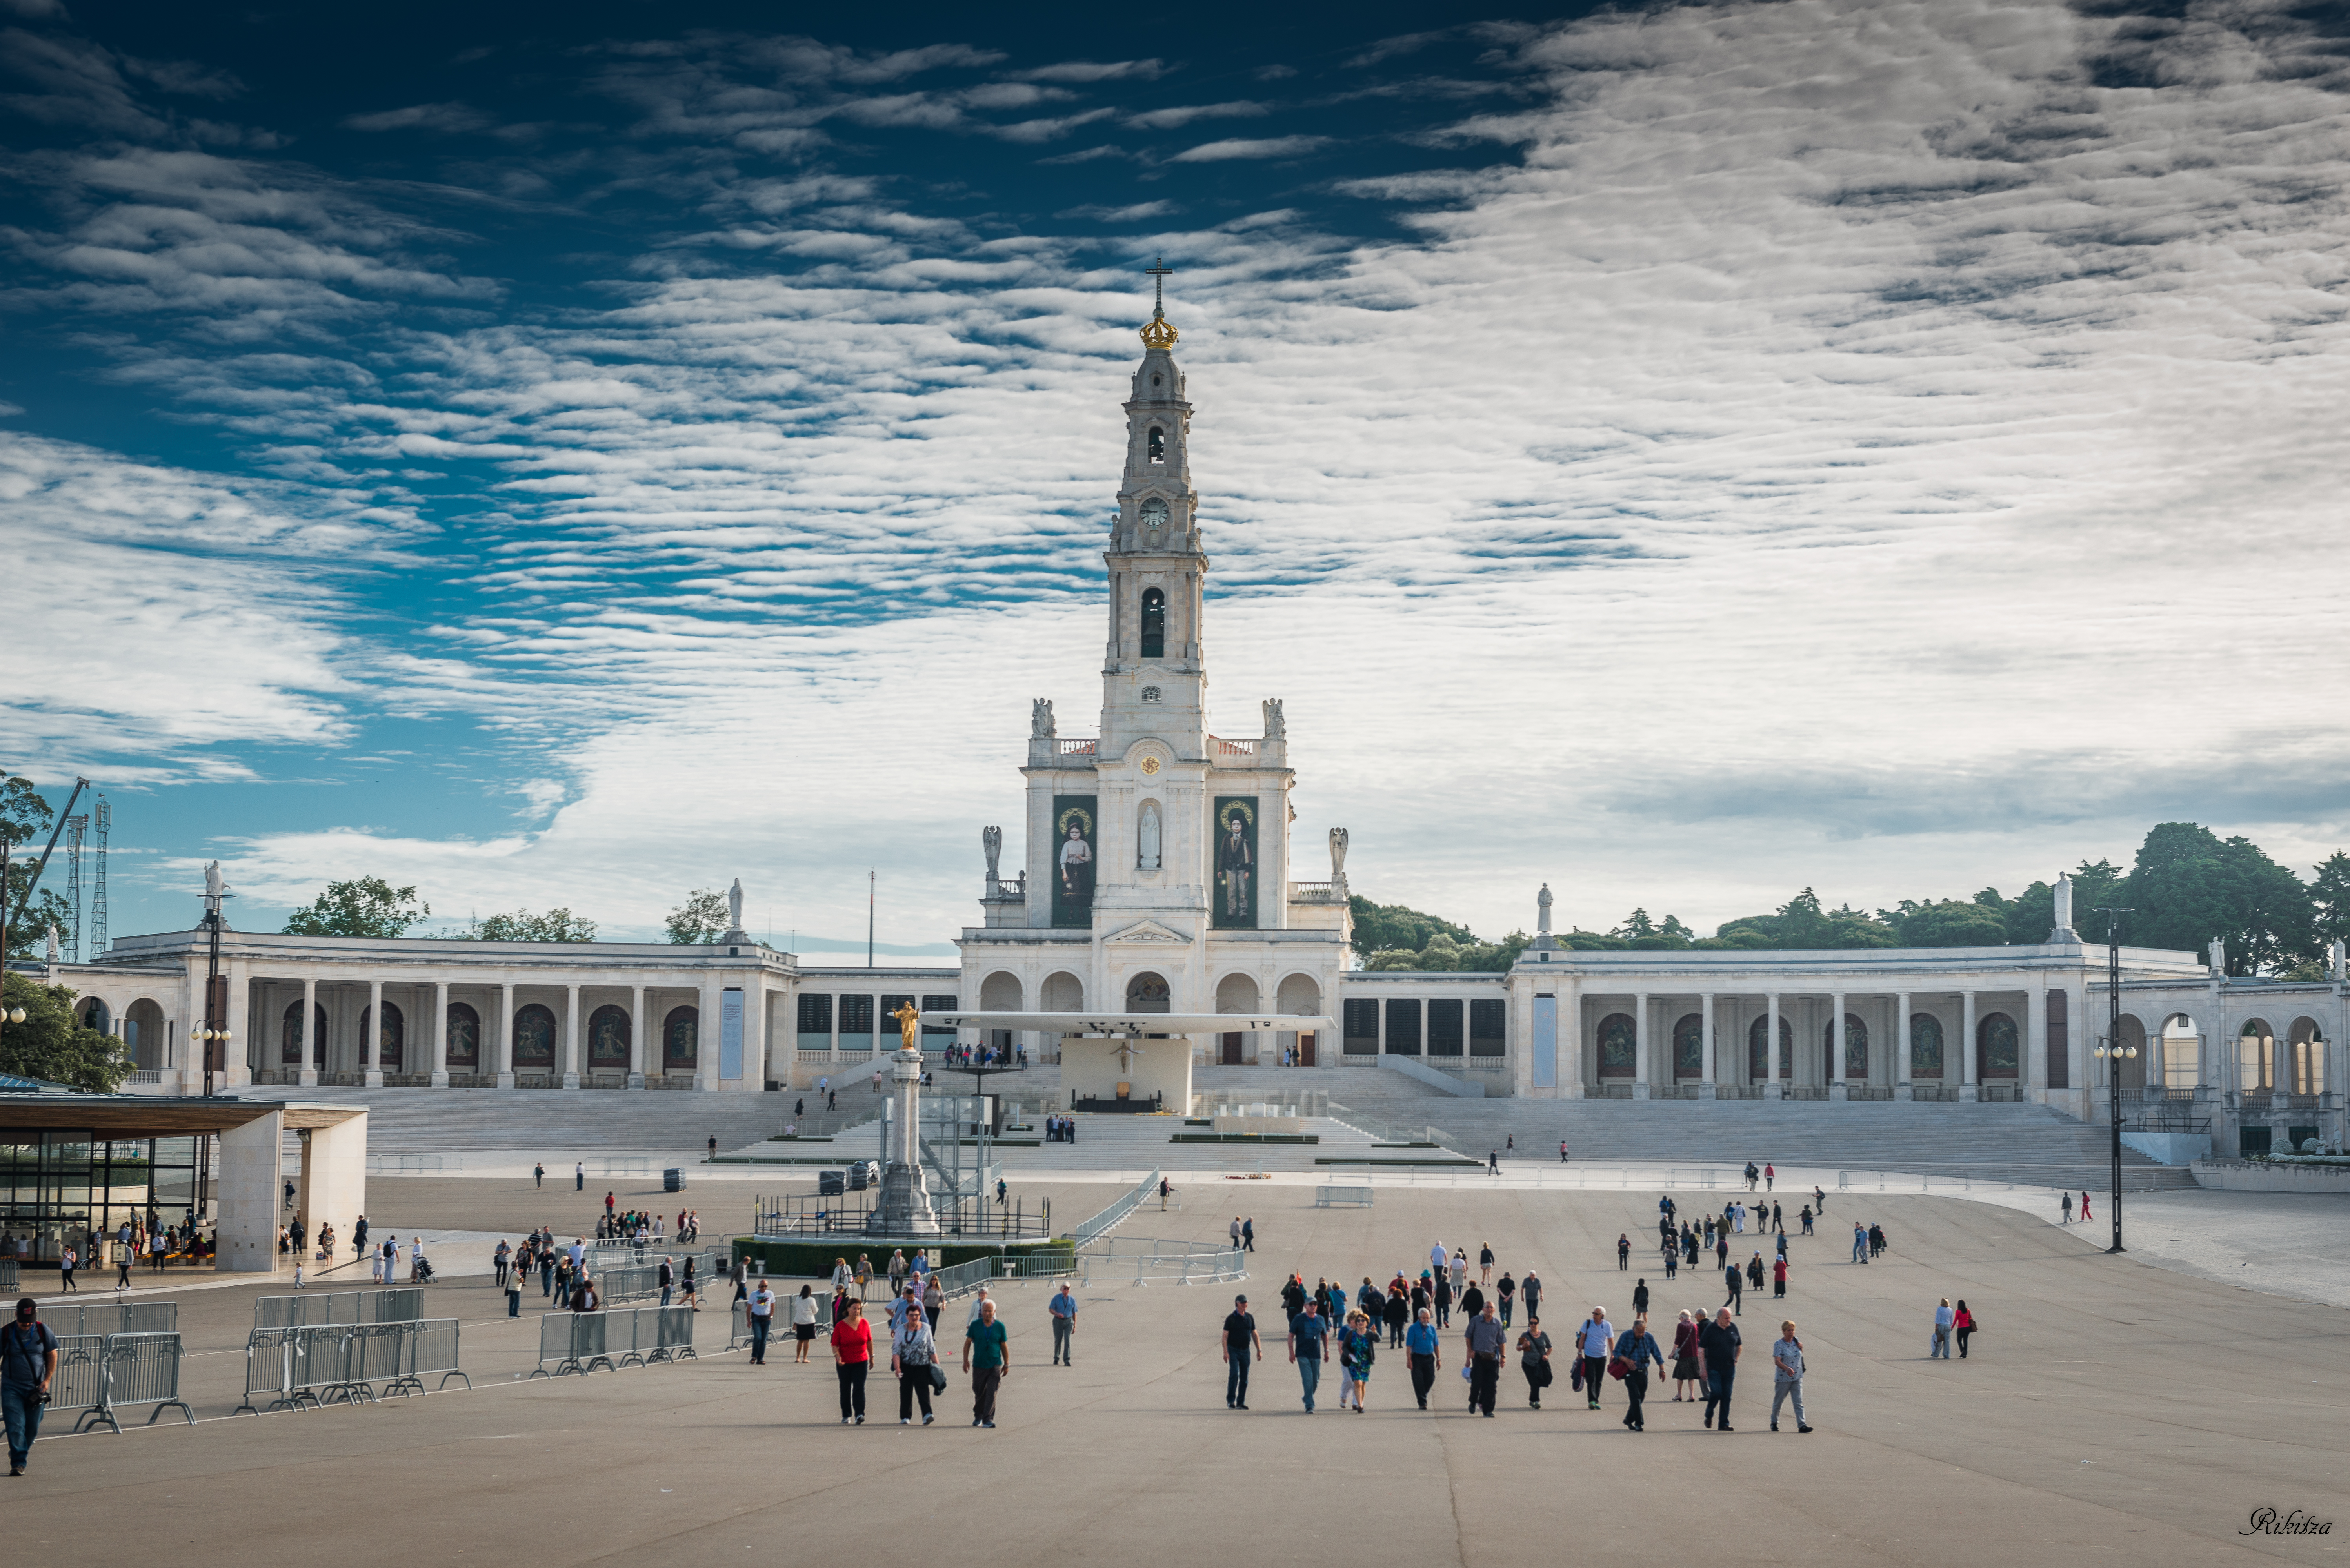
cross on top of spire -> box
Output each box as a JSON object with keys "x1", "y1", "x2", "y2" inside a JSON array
[{"x1": 1140, "y1": 256, "x2": 1179, "y2": 350}]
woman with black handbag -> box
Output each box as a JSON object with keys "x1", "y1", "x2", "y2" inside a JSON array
[
  {"x1": 1515, "y1": 1316, "x2": 1552, "y2": 1409},
  {"x1": 892, "y1": 1304, "x2": 938, "y2": 1425}
]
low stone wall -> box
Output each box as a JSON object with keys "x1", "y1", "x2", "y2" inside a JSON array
[
  {"x1": 2189, "y1": 1160, "x2": 2350, "y2": 1195},
  {"x1": 2122, "y1": 1131, "x2": 2210, "y2": 1165}
]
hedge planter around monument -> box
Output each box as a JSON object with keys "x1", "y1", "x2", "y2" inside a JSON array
[{"x1": 730, "y1": 1236, "x2": 1076, "y2": 1281}]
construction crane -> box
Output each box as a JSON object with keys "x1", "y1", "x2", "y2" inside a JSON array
[
  {"x1": 91, "y1": 798, "x2": 110, "y2": 961},
  {"x1": 2, "y1": 774, "x2": 88, "y2": 962},
  {"x1": 65, "y1": 813, "x2": 87, "y2": 961}
]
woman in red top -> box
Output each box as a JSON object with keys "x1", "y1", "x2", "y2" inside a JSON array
[
  {"x1": 1772, "y1": 1256, "x2": 1789, "y2": 1298},
  {"x1": 831, "y1": 1299, "x2": 873, "y2": 1424},
  {"x1": 1952, "y1": 1300, "x2": 1977, "y2": 1359},
  {"x1": 1670, "y1": 1310, "x2": 1701, "y2": 1402}
]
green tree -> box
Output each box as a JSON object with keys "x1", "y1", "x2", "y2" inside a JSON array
[
  {"x1": 2061, "y1": 858, "x2": 2129, "y2": 942},
  {"x1": 665, "y1": 889, "x2": 730, "y2": 944},
  {"x1": 1712, "y1": 889, "x2": 1898, "y2": 950},
  {"x1": 1612, "y1": 910, "x2": 1694, "y2": 950},
  {"x1": 1884, "y1": 898, "x2": 2009, "y2": 947},
  {"x1": 2, "y1": 772, "x2": 76, "y2": 964},
  {"x1": 460, "y1": 908, "x2": 597, "y2": 943},
  {"x1": 284, "y1": 877, "x2": 431, "y2": 938},
  {"x1": 0, "y1": 972, "x2": 134, "y2": 1092},
  {"x1": 2311, "y1": 851, "x2": 2350, "y2": 953},
  {"x1": 2125, "y1": 823, "x2": 2312, "y2": 975},
  {"x1": 1347, "y1": 895, "x2": 1477, "y2": 960}
]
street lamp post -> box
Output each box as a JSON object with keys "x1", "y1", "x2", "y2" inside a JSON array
[{"x1": 2090, "y1": 905, "x2": 2136, "y2": 1255}]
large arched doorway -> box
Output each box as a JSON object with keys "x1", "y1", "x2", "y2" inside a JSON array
[
  {"x1": 513, "y1": 1004, "x2": 558, "y2": 1073},
  {"x1": 446, "y1": 1002, "x2": 482, "y2": 1071},
  {"x1": 1672, "y1": 1013, "x2": 1704, "y2": 1080},
  {"x1": 2113, "y1": 1014, "x2": 2148, "y2": 1089},
  {"x1": 281, "y1": 999, "x2": 328, "y2": 1066},
  {"x1": 1040, "y1": 971, "x2": 1084, "y2": 1012},
  {"x1": 1908, "y1": 1014, "x2": 1944, "y2": 1079},
  {"x1": 1976, "y1": 1011, "x2": 2019, "y2": 1081},
  {"x1": 1747, "y1": 1014, "x2": 1792, "y2": 1081},
  {"x1": 78, "y1": 997, "x2": 111, "y2": 1033},
  {"x1": 1277, "y1": 974, "x2": 1321, "y2": 1067},
  {"x1": 360, "y1": 1001, "x2": 405, "y2": 1073},
  {"x1": 663, "y1": 1006, "x2": 699, "y2": 1072},
  {"x1": 588, "y1": 1004, "x2": 631, "y2": 1073},
  {"x1": 1828, "y1": 1014, "x2": 1868, "y2": 1081},
  {"x1": 1598, "y1": 1013, "x2": 1636, "y2": 1080},
  {"x1": 124, "y1": 998, "x2": 165, "y2": 1071},
  {"x1": 1215, "y1": 973, "x2": 1260, "y2": 1064},
  {"x1": 2157, "y1": 1014, "x2": 2199, "y2": 1089},
  {"x1": 980, "y1": 971, "x2": 1023, "y2": 1054}
]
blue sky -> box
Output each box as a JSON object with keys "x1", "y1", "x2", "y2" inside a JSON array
[{"x1": 7, "y1": 0, "x2": 2350, "y2": 957}]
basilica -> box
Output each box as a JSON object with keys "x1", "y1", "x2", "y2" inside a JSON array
[{"x1": 39, "y1": 296, "x2": 2343, "y2": 1161}]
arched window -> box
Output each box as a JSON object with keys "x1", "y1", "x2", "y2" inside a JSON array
[
  {"x1": 1828, "y1": 1013, "x2": 1868, "y2": 1080},
  {"x1": 2113, "y1": 1014, "x2": 2146, "y2": 1089},
  {"x1": 447, "y1": 1002, "x2": 481, "y2": 1069},
  {"x1": 1671, "y1": 1013, "x2": 1704, "y2": 1079},
  {"x1": 1125, "y1": 972, "x2": 1172, "y2": 1013},
  {"x1": 1909, "y1": 1014, "x2": 1944, "y2": 1078},
  {"x1": 361, "y1": 1001, "x2": 405, "y2": 1072},
  {"x1": 588, "y1": 1004, "x2": 631, "y2": 1071},
  {"x1": 79, "y1": 997, "x2": 110, "y2": 1033},
  {"x1": 1140, "y1": 588, "x2": 1166, "y2": 659},
  {"x1": 664, "y1": 1006, "x2": 699, "y2": 1071},
  {"x1": 513, "y1": 1004, "x2": 558, "y2": 1069},
  {"x1": 1597, "y1": 1013, "x2": 1636, "y2": 1078},
  {"x1": 2238, "y1": 1018, "x2": 2275, "y2": 1092},
  {"x1": 1747, "y1": 1014, "x2": 1792, "y2": 1080},
  {"x1": 1147, "y1": 426, "x2": 1165, "y2": 463},
  {"x1": 1977, "y1": 1012, "x2": 2020, "y2": 1079},
  {"x1": 280, "y1": 999, "x2": 327, "y2": 1065},
  {"x1": 2289, "y1": 1017, "x2": 2325, "y2": 1097}
]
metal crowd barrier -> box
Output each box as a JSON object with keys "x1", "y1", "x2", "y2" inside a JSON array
[
  {"x1": 45, "y1": 1332, "x2": 194, "y2": 1433},
  {"x1": 593, "y1": 1249, "x2": 728, "y2": 1306},
  {"x1": 50, "y1": 1333, "x2": 108, "y2": 1428},
  {"x1": 1314, "y1": 1186, "x2": 1374, "y2": 1208},
  {"x1": 235, "y1": 1319, "x2": 467, "y2": 1414},
  {"x1": 1067, "y1": 1168, "x2": 1160, "y2": 1247},
  {"x1": 529, "y1": 1306, "x2": 699, "y2": 1377},
  {"x1": 1076, "y1": 1237, "x2": 1248, "y2": 1287},
  {"x1": 0, "y1": 1259, "x2": 17, "y2": 1292},
  {"x1": 254, "y1": 1287, "x2": 424, "y2": 1331},
  {"x1": 730, "y1": 1292, "x2": 832, "y2": 1348},
  {"x1": 41, "y1": 1301, "x2": 178, "y2": 1337}
]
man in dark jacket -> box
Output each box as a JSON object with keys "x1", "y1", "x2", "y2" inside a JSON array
[
  {"x1": 1463, "y1": 1302, "x2": 1507, "y2": 1417},
  {"x1": 1698, "y1": 1308, "x2": 1742, "y2": 1430}
]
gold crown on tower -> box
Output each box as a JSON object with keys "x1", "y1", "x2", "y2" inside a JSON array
[{"x1": 1140, "y1": 255, "x2": 1178, "y2": 348}]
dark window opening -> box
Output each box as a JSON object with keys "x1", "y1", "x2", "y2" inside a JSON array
[
  {"x1": 1427, "y1": 998, "x2": 1463, "y2": 1057},
  {"x1": 1343, "y1": 997, "x2": 1379, "y2": 1054},
  {"x1": 1385, "y1": 998, "x2": 1422, "y2": 1055},
  {"x1": 1147, "y1": 426, "x2": 1165, "y2": 463},
  {"x1": 1470, "y1": 998, "x2": 1507, "y2": 1056},
  {"x1": 1140, "y1": 588, "x2": 1165, "y2": 659}
]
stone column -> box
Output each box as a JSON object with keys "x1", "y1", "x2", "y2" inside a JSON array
[
  {"x1": 628, "y1": 984, "x2": 646, "y2": 1089},
  {"x1": 1961, "y1": 990, "x2": 1979, "y2": 1101},
  {"x1": 1632, "y1": 991, "x2": 1652, "y2": 1099},
  {"x1": 365, "y1": 978, "x2": 384, "y2": 1087},
  {"x1": 496, "y1": 982, "x2": 515, "y2": 1089},
  {"x1": 1896, "y1": 992, "x2": 1912, "y2": 1099},
  {"x1": 1699, "y1": 992, "x2": 1716, "y2": 1099},
  {"x1": 563, "y1": 982, "x2": 581, "y2": 1089},
  {"x1": 1830, "y1": 990, "x2": 1848, "y2": 1100},
  {"x1": 2028, "y1": 973, "x2": 2049, "y2": 1100},
  {"x1": 431, "y1": 980, "x2": 451, "y2": 1087},
  {"x1": 747, "y1": 984, "x2": 770, "y2": 1089},
  {"x1": 699, "y1": 980, "x2": 722, "y2": 1092},
  {"x1": 1766, "y1": 992, "x2": 1783, "y2": 1100},
  {"x1": 299, "y1": 978, "x2": 319, "y2": 1088}
]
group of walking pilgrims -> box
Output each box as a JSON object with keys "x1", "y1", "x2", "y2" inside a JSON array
[{"x1": 1220, "y1": 1179, "x2": 1964, "y2": 1434}]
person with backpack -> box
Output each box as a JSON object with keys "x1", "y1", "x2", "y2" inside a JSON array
[
  {"x1": 1575, "y1": 1308, "x2": 1614, "y2": 1410},
  {"x1": 2, "y1": 1298, "x2": 60, "y2": 1476},
  {"x1": 1516, "y1": 1315, "x2": 1553, "y2": 1409}
]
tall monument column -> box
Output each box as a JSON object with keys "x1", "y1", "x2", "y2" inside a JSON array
[{"x1": 869, "y1": 1003, "x2": 941, "y2": 1237}]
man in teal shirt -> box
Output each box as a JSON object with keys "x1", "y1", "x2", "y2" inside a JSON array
[{"x1": 963, "y1": 1298, "x2": 1010, "y2": 1428}]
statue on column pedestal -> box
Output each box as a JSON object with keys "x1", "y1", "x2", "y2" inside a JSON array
[{"x1": 868, "y1": 1002, "x2": 941, "y2": 1236}]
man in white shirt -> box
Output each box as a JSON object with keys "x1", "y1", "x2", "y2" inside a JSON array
[
  {"x1": 1576, "y1": 1308, "x2": 1614, "y2": 1412},
  {"x1": 747, "y1": 1281, "x2": 776, "y2": 1364}
]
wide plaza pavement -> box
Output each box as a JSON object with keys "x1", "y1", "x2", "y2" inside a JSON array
[{"x1": 15, "y1": 1169, "x2": 2344, "y2": 1566}]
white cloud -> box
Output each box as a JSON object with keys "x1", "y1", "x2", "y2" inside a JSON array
[
  {"x1": 23, "y1": 1, "x2": 2350, "y2": 949},
  {"x1": 1123, "y1": 100, "x2": 1269, "y2": 131},
  {"x1": 341, "y1": 101, "x2": 494, "y2": 133},
  {"x1": 1169, "y1": 134, "x2": 1332, "y2": 162}
]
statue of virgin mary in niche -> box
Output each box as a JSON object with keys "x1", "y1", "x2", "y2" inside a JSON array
[{"x1": 1138, "y1": 802, "x2": 1161, "y2": 870}]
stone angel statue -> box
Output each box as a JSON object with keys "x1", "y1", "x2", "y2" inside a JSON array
[
  {"x1": 1262, "y1": 697, "x2": 1285, "y2": 739},
  {"x1": 1031, "y1": 698, "x2": 1056, "y2": 739}
]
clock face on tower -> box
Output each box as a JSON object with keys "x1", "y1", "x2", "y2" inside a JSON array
[{"x1": 1138, "y1": 497, "x2": 1169, "y2": 540}]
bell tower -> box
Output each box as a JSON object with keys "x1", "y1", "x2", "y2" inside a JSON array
[{"x1": 1101, "y1": 260, "x2": 1208, "y2": 757}]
